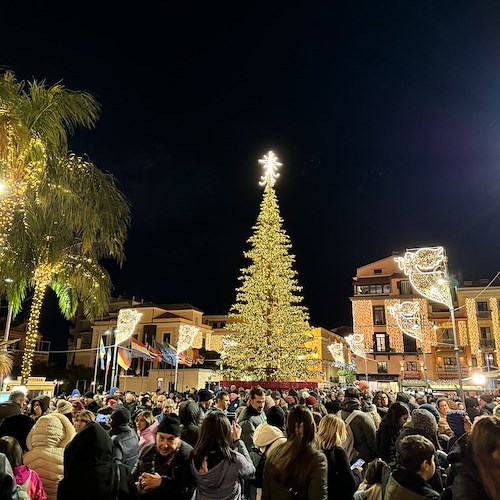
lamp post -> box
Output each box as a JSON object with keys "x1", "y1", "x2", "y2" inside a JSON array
[
  {"x1": 388, "y1": 301, "x2": 430, "y2": 391},
  {"x1": 395, "y1": 246, "x2": 465, "y2": 404}
]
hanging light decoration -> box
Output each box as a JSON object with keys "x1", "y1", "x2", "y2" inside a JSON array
[
  {"x1": 115, "y1": 309, "x2": 141, "y2": 345},
  {"x1": 345, "y1": 333, "x2": 367, "y2": 358},
  {"x1": 177, "y1": 324, "x2": 199, "y2": 354}
]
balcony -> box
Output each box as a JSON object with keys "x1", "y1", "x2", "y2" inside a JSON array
[
  {"x1": 436, "y1": 365, "x2": 469, "y2": 377},
  {"x1": 477, "y1": 310, "x2": 491, "y2": 319},
  {"x1": 480, "y1": 338, "x2": 496, "y2": 349},
  {"x1": 403, "y1": 370, "x2": 422, "y2": 379}
]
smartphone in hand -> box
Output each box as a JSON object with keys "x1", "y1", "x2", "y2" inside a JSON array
[{"x1": 350, "y1": 458, "x2": 365, "y2": 470}]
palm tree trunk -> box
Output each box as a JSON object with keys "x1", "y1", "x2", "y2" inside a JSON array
[
  {"x1": 0, "y1": 195, "x2": 17, "y2": 260},
  {"x1": 20, "y1": 266, "x2": 52, "y2": 385}
]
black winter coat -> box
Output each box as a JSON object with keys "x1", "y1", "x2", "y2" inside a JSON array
[
  {"x1": 134, "y1": 441, "x2": 194, "y2": 500},
  {"x1": 111, "y1": 423, "x2": 140, "y2": 472},
  {"x1": 376, "y1": 420, "x2": 399, "y2": 463},
  {"x1": 58, "y1": 422, "x2": 137, "y2": 500},
  {"x1": 323, "y1": 446, "x2": 361, "y2": 500}
]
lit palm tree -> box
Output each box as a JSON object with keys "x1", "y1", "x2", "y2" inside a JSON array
[
  {"x1": 0, "y1": 71, "x2": 100, "y2": 259},
  {"x1": 1, "y1": 153, "x2": 130, "y2": 383}
]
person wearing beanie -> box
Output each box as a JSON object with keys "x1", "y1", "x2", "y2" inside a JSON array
[
  {"x1": 30, "y1": 395, "x2": 51, "y2": 422},
  {"x1": 304, "y1": 395, "x2": 317, "y2": 408},
  {"x1": 109, "y1": 407, "x2": 140, "y2": 471},
  {"x1": 479, "y1": 394, "x2": 495, "y2": 416},
  {"x1": 55, "y1": 399, "x2": 73, "y2": 422},
  {"x1": 284, "y1": 395, "x2": 296, "y2": 407},
  {"x1": 464, "y1": 396, "x2": 480, "y2": 422},
  {"x1": 446, "y1": 410, "x2": 470, "y2": 450},
  {"x1": 135, "y1": 413, "x2": 194, "y2": 499},
  {"x1": 419, "y1": 404, "x2": 440, "y2": 424},
  {"x1": 84, "y1": 392, "x2": 100, "y2": 414},
  {"x1": 197, "y1": 389, "x2": 214, "y2": 416},
  {"x1": 266, "y1": 406, "x2": 285, "y2": 433}
]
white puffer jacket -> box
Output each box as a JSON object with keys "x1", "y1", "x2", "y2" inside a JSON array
[{"x1": 23, "y1": 412, "x2": 76, "y2": 500}]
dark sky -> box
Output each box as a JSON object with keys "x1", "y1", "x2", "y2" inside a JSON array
[{"x1": 4, "y1": 1, "x2": 500, "y2": 348}]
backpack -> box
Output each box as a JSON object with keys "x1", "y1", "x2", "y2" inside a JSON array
[
  {"x1": 336, "y1": 410, "x2": 363, "y2": 463},
  {"x1": 251, "y1": 443, "x2": 272, "y2": 488},
  {"x1": 16, "y1": 471, "x2": 31, "y2": 500}
]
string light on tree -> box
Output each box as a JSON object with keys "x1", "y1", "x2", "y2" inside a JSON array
[{"x1": 221, "y1": 151, "x2": 319, "y2": 381}]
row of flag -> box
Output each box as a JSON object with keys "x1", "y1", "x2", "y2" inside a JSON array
[{"x1": 99, "y1": 337, "x2": 205, "y2": 372}]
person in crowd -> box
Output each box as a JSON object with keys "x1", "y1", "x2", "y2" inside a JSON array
[
  {"x1": 211, "y1": 391, "x2": 230, "y2": 415},
  {"x1": 54, "y1": 399, "x2": 73, "y2": 423},
  {"x1": 237, "y1": 386, "x2": 267, "y2": 453},
  {"x1": 0, "y1": 436, "x2": 46, "y2": 499},
  {"x1": 376, "y1": 402, "x2": 410, "y2": 463},
  {"x1": 73, "y1": 410, "x2": 96, "y2": 433},
  {"x1": 263, "y1": 395, "x2": 275, "y2": 413},
  {"x1": 227, "y1": 391, "x2": 243, "y2": 422},
  {"x1": 478, "y1": 394, "x2": 495, "y2": 416},
  {"x1": 152, "y1": 394, "x2": 166, "y2": 417},
  {"x1": 83, "y1": 391, "x2": 100, "y2": 414},
  {"x1": 446, "y1": 410, "x2": 470, "y2": 450},
  {"x1": 0, "y1": 413, "x2": 34, "y2": 452},
  {"x1": 0, "y1": 390, "x2": 27, "y2": 426},
  {"x1": 197, "y1": 389, "x2": 214, "y2": 416},
  {"x1": 70, "y1": 401, "x2": 83, "y2": 421},
  {"x1": 97, "y1": 397, "x2": 117, "y2": 416},
  {"x1": 337, "y1": 387, "x2": 377, "y2": 463},
  {"x1": 155, "y1": 399, "x2": 176, "y2": 424},
  {"x1": 178, "y1": 399, "x2": 202, "y2": 448},
  {"x1": 494, "y1": 403, "x2": 500, "y2": 416},
  {"x1": 316, "y1": 414, "x2": 362, "y2": 499},
  {"x1": 361, "y1": 392, "x2": 382, "y2": 430},
  {"x1": 373, "y1": 391, "x2": 392, "y2": 420},
  {"x1": 451, "y1": 415, "x2": 500, "y2": 500},
  {"x1": 58, "y1": 420, "x2": 136, "y2": 500},
  {"x1": 0, "y1": 451, "x2": 19, "y2": 499},
  {"x1": 29, "y1": 396, "x2": 51, "y2": 422},
  {"x1": 262, "y1": 405, "x2": 327, "y2": 500},
  {"x1": 464, "y1": 396, "x2": 480, "y2": 422},
  {"x1": 135, "y1": 410, "x2": 159, "y2": 452},
  {"x1": 436, "y1": 399, "x2": 453, "y2": 437},
  {"x1": 252, "y1": 421, "x2": 286, "y2": 500},
  {"x1": 123, "y1": 392, "x2": 138, "y2": 418},
  {"x1": 23, "y1": 412, "x2": 76, "y2": 500},
  {"x1": 385, "y1": 435, "x2": 439, "y2": 499},
  {"x1": 353, "y1": 458, "x2": 389, "y2": 500},
  {"x1": 265, "y1": 406, "x2": 285, "y2": 434},
  {"x1": 110, "y1": 407, "x2": 140, "y2": 472},
  {"x1": 312, "y1": 403, "x2": 328, "y2": 419},
  {"x1": 190, "y1": 411, "x2": 255, "y2": 499},
  {"x1": 134, "y1": 414, "x2": 194, "y2": 499}
]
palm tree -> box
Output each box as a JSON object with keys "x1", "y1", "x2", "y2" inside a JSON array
[
  {"x1": 0, "y1": 71, "x2": 100, "y2": 259},
  {"x1": 1, "y1": 153, "x2": 130, "y2": 383}
]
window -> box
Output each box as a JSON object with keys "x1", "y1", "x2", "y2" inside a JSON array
[
  {"x1": 356, "y1": 284, "x2": 391, "y2": 295},
  {"x1": 403, "y1": 335, "x2": 417, "y2": 353},
  {"x1": 477, "y1": 301, "x2": 488, "y2": 311},
  {"x1": 444, "y1": 357, "x2": 457, "y2": 366},
  {"x1": 398, "y1": 281, "x2": 412, "y2": 295},
  {"x1": 375, "y1": 333, "x2": 387, "y2": 352},
  {"x1": 406, "y1": 361, "x2": 417, "y2": 371},
  {"x1": 163, "y1": 333, "x2": 171, "y2": 345},
  {"x1": 373, "y1": 306, "x2": 386, "y2": 325},
  {"x1": 374, "y1": 269, "x2": 383, "y2": 274},
  {"x1": 442, "y1": 329, "x2": 454, "y2": 342},
  {"x1": 383, "y1": 284, "x2": 391, "y2": 294},
  {"x1": 480, "y1": 327, "x2": 491, "y2": 339},
  {"x1": 483, "y1": 352, "x2": 495, "y2": 366},
  {"x1": 377, "y1": 362, "x2": 388, "y2": 373}
]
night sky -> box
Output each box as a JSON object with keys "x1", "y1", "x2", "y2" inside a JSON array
[{"x1": 4, "y1": 1, "x2": 500, "y2": 351}]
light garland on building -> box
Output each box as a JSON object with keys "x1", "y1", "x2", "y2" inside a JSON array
[
  {"x1": 489, "y1": 297, "x2": 500, "y2": 355},
  {"x1": 458, "y1": 320, "x2": 468, "y2": 347},
  {"x1": 465, "y1": 298, "x2": 481, "y2": 366},
  {"x1": 352, "y1": 300, "x2": 374, "y2": 349},
  {"x1": 395, "y1": 247, "x2": 453, "y2": 308},
  {"x1": 385, "y1": 299, "x2": 405, "y2": 353},
  {"x1": 177, "y1": 324, "x2": 199, "y2": 354},
  {"x1": 115, "y1": 309, "x2": 142, "y2": 345},
  {"x1": 191, "y1": 329, "x2": 203, "y2": 349},
  {"x1": 206, "y1": 332, "x2": 224, "y2": 353}
]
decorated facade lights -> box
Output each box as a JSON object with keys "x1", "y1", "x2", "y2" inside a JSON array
[
  {"x1": 345, "y1": 333, "x2": 369, "y2": 380},
  {"x1": 395, "y1": 246, "x2": 464, "y2": 403},
  {"x1": 327, "y1": 342, "x2": 356, "y2": 370},
  {"x1": 173, "y1": 324, "x2": 199, "y2": 390},
  {"x1": 388, "y1": 301, "x2": 429, "y2": 390}
]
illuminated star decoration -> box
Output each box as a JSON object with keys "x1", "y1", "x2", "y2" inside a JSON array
[
  {"x1": 177, "y1": 324, "x2": 199, "y2": 354},
  {"x1": 395, "y1": 246, "x2": 452, "y2": 308},
  {"x1": 258, "y1": 151, "x2": 282, "y2": 187},
  {"x1": 345, "y1": 333, "x2": 367, "y2": 359},
  {"x1": 388, "y1": 301, "x2": 424, "y2": 342},
  {"x1": 115, "y1": 309, "x2": 142, "y2": 345}
]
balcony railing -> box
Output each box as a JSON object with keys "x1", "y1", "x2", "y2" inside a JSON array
[
  {"x1": 480, "y1": 338, "x2": 496, "y2": 349},
  {"x1": 477, "y1": 310, "x2": 491, "y2": 319},
  {"x1": 436, "y1": 365, "x2": 469, "y2": 376}
]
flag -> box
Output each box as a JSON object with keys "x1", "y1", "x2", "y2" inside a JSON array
[
  {"x1": 192, "y1": 348, "x2": 205, "y2": 365},
  {"x1": 131, "y1": 338, "x2": 152, "y2": 359},
  {"x1": 179, "y1": 352, "x2": 193, "y2": 367},
  {"x1": 117, "y1": 347, "x2": 131, "y2": 371},
  {"x1": 99, "y1": 338, "x2": 106, "y2": 370},
  {"x1": 149, "y1": 345, "x2": 162, "y2": 363},
  {"x1": 153, "y1": 339, "x2": 177, "y2": 366}
]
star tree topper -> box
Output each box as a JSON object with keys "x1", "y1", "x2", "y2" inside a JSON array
[{"x1": 258, "y1": 151, "x2": 282, "y2": 187}]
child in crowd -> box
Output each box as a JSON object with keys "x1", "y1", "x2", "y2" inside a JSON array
[
  {"x1": 354, "y1": 458, "x2": 389, "y2": 500},
  {"x1": 0, "y1": 436, "x2": 46, "y2": 499}
]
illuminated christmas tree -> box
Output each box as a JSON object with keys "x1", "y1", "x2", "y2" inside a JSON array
[{"x1": 221, "y1": 152, "x2": 320, "y2": 381}]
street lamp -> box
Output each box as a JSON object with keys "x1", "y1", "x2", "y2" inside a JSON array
[
  {"x1": 395, "y1": 246, "x2": 465, "y2": 404},
  {"x1": 388, "y1": 301, "x2": 430, "y2": 390}
]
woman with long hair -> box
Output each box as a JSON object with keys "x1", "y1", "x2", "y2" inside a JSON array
[
  {"x1": 262, "y1": 406, "x2": 327, "y2": 500},
  {"x1": 373, "y1": 392, "x2": 392, "y2": 420},
  {"x1": 376, "y1": 402, "x2": 409, "y2": 463},
  {"x1": 135, "y1": 410, "x2": 159, "y2": 451},
  {"x1": 73, "y1": 410, "x2": 96, "y2": 434},
  {"x1": 190, "y1": 410, "x2": 254, "y2": 499},
  {"x1": 436, "y1": 398, "x2": 453, "y2": 437},
  {"x1": 452, "y1": 415, "x2": 500, "y2": 500},
  {"x1": 316, "y1": 415, "x2": 361, "y2": 499}
]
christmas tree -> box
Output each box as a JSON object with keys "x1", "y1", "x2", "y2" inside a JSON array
[{"x1": 221, "y1": 152, "x2": 320, "y2": 381}]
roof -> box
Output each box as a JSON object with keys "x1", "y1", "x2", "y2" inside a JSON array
[
  {"x1": 154, "y1": 312, "x2": 181, "y2": 319},
  {"x1": 459, "y1": 277, "x2": 500, "y2": 288},
  {"x1": 158, "y1": 303, "x2": 204, "y2": 313}
]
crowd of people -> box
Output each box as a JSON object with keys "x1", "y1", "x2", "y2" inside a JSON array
[{"x1": 0, "y1": 382, "x2": 497, "y2": 499}]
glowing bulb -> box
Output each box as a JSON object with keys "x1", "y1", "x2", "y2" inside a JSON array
[
  {"x1": 472, "y1": 373, "x2": 486, "y2": 385},
  {"x1": 258, "y1": 151, "x2": 282, "y2": 187}
]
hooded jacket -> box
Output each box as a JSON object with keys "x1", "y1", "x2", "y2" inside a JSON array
[
  {"x1": 237, "y1": 404, "x2": 267, "y2": 453},
  {"x1": 385, "y1": 467, "x2": 439, "y2": 500},
  {"x1": 0, "y1": 414, "x2": 34, "y2": 451},
  {"x1": 178, "y1": 400, "x2": 202, "y2": 448},
  {"x1": 58, "y1": 422, "x2": 136, "y2": 500},
  {"x1": 110, "y1": 408, "x2": 140, "y2": 471},
  {"x1": 139, "y1": 420, "x2": 159, "y2": 451},
  {"x1": 190, "y1": 440, "x2": 255, "y2": 500},
  {"x1": 23, "y1": 412, "x2": 76, "y2": 500},
  {"x1": 339, "y1": 398, "x2": 377, "y2": 462},
  {"x1": 13, "y1": 464, "x2": 46, "y2": 500}
]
